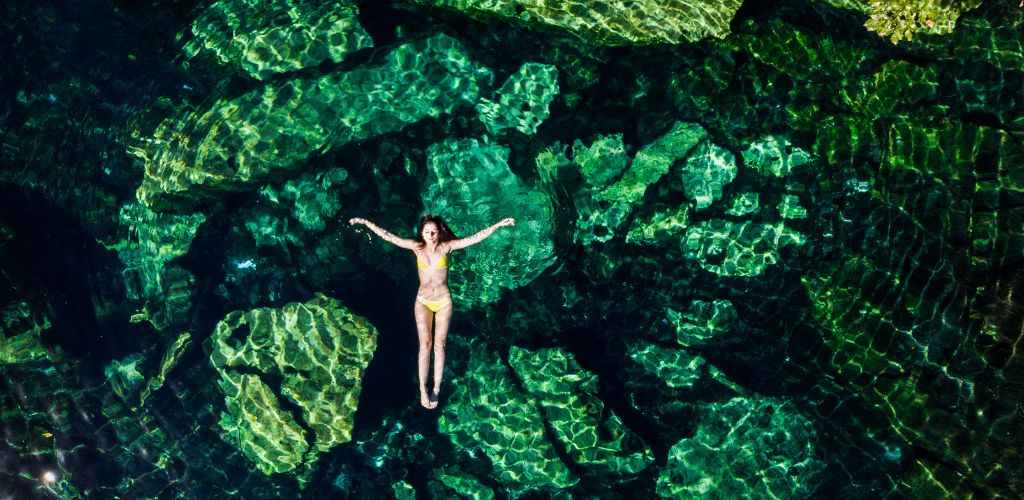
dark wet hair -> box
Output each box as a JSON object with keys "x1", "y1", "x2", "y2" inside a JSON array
[{"x1": 414, "y1": 215, "x2": 457, "y2": 245}]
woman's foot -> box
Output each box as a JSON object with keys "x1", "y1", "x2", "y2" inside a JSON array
[
  {"x1": 429, "y1": 388, "x2": 441, "y2": 408},
  {"x1": 420, "y1": 389, "x2": 440, "y2": 409}
]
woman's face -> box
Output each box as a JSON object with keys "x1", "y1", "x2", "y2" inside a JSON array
[{"x1": 422, "y1": 222, "x2": 440, "y2": 244}]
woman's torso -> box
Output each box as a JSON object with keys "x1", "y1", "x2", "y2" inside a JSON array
[{"x1": 414, "y1": 246, "x2": 450, "y2": 299}]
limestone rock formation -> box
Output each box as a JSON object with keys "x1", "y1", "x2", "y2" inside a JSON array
[
  {"x1": 184, "y1": 0, "x2": 373, "y2": 79},
  {"x1": 209, "y1": 293, "x2": 378, "y2": 474}
]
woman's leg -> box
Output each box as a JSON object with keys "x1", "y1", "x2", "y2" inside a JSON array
[
  {"x1": 430, "y1": 303, "x2": 453, "y2": 402},
  {"x1": 413, "y1": 301, "x2": 435, "y2": 409}
]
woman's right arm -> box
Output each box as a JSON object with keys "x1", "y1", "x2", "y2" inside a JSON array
[{"x1": 349, "y1": 218, "x2": 418, "y2": 250}]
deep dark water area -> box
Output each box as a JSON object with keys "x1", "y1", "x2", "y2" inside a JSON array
[{"x1": 3, "y1": 0, "x2": 1024, "y2": 497}]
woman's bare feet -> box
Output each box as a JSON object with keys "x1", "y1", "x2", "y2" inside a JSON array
[
  {"x1": 429, "y1": 388, "x2": 440, "y2": 408},
  {"x1": 420, "y1": 388, "x2": 440, "y2": 409}
]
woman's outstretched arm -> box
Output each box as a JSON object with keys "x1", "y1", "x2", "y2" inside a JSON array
[
  {"x1": 350, "y1": 218, "x2": 419, "y2": 250},
  {"x1": 447, "y1": 218, "x2": 515, "y2": 251}
]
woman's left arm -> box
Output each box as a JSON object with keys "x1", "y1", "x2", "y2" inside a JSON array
[{"x1": 447, "y1": 218, "x2": 515, "y2": 251}]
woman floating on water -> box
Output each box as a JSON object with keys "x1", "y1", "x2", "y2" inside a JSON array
[{"x1": 349, "y1": 215, "x2": 515, "y2": 409}]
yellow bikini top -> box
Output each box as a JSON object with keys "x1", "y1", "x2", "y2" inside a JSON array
[{"x1": 416, "y1": 252, "x2": 448, "y2": 269}]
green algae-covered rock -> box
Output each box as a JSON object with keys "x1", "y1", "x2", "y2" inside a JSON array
[
  {"x1": 778, "y1": 194, "x2": 808, "y2": 220},
  {"x1": 949, "y1": 10, "x2": 1024, "y2": 72},
  {"x1": 876, "y1": 118, "x2": 1024, "y2": 275},
  {"x1": 596, "y1": 122, "x2": 706, "y2": 205},
  {"x1": 627, "y1": 342, "x2": 707, "y2": 389},
  {"x1": 111, "y1": 202, "x2": 205, "y2": 302},
  {"x1": 508, "y1": 346, "x2": 653, "y2": 476},
  {"x1": 626, "y1": 204, "x2": 692, "y2": 245},
  {"x1": 801, "y1": 253, "x2": 972, "y2": 456},
  {"x1": 0, "y1": 331, "x2": 48, "y2": 365},
  {"x1": 842, "y1": 60, "x2": 940, "y2": 118},
  {"x1": 682, "y1": 219, "x2": 806, "y2": 277},
  {"x1": 656, "y1": 396, "x2": 824, "y2": 498},
  {"x1": 439, "y1": 348, "x2": 577, "y2": 491},
  {"x1": 741, "y1": 135, "x2": 812, "y2": 179},
  {"x1": 680, "y1": 140, "x2": 736, "y2": 211},
  {"x1": 184, "y1": 0, "x2": 373, "y2": 80},
  {"x1": 0, "y1": 301, "x2": 50, "y2": 366},
  {"x1": 218, "y1": 371, "x2": 309, "y2": 475},
  {"x1": 269, "y1": 167, "x2": 348, "y2": 232},
  {"x1": 573, "y1": 133, "x2": 630, "y2": 190},
  {"x1": 668, "y1": 299, "x2": 738, "y2": 347},
  {"x1": 567, "y1": 122, "x2": 706, "y2": 244},
  {"x1": 104, "y1": 353, "x2": 146, "y2": 400},
  {"x1": 410, "y1": 0, "x2": 743, "y2": 45},
  {"x1": 138, "y1": 331, "x2": 192, "y2": 407},
  {"x1": 104, "y1": 332, "x2": 194, "y2": 405},
  {"x1": 477, "y1": 63, "x2": 559, "y2": 136},
  {"x1": 724, "y1": 192, "x2": 760, "y2": 217},
  {"x1": 731, "y1": 19, "x2": 875, "y2": 82},
  {"x1": 422, "y1": 137, "x2": 555, "y2": 308},
  {"x1": 810, "y1": 114, "x2": 879, "y2": 168},
  {"x1": 137, "y1": 33, "x2": 492, "y2": 208},
  {"x1": 391, "y1": 481, "x2": 417, "y2": 500},
  {"x1": 210, "y1": 293, "x2": 378, "y2": 474},
  {"x1": 429, "y1": 466, "x2": 496, "y2": 500}
]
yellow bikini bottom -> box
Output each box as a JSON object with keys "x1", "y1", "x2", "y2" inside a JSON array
[{"x1": 416, "y1": 296, "x2": 451, "y2": 313}]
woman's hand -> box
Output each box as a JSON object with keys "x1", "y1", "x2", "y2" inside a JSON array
[
  {"x1": 349, "y1": 217, "x2": 369, "y2": 227},
  {"x1": 498, "y1": 217, "x2": 515, "y2": 227}
]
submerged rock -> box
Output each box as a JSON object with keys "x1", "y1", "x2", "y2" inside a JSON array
[
  {"x1": 184, "y1": 0, "x2": 373, "y2": 79},
  {"x1": 428, "y1": 466, "x2": 495, "y2": 500},
  {"x1": 596, "y1": 122, "x2": 706, "y2": 206},
  {"x1": 439, "y1": 348, "x2": 577, "y2": 492},
  {"x1": 111, "y1": 202, "x2": 205, "y2": 330},
  {"x1": 724, "y1": 192, "x2": 760, "y2": 217},
  {"x1": 627, "y1": 342, "x2": 707, "y2": 389},
  {"x1": 508, "y1": 346, "x2": 653, "y2": 475},
  {"x1": 656, "y1": 396, "x2": 824, "y2": 498},
  {"x1": 731, "y1": 19, "x2": 875, "y2": 82},
  {"x1": 422, "y1": 137, "x2": 555, "y2": 308},
  {"x1": 0, "y1": 301, "x2": 51, "y2": 366},
  {"x1": 842, "y1": 60, "x2": 940, "y2": 119},
  {"x1": 565, "y1": 122, "x2": 706, "y2": 244},
  {"x1": 137, "y1": 33, "x2": 492, "y2": 208},
  {"x1": 741, "y1": 135, "x2": 812, "y2": 179},
  {"x1": 410, "y1": 0, "x2": 744, "y2": 45},
  {"x1": 682, "y1": 219, "x2": 806, "y2": 277},
  {"x1": 138, "y1": 332, "x2": 192, "y2": 407},
  {"x1": 245, "y1": 166, "x2": 349, "y2": 249},
  {"x1": 573, "y1": 133, "x2": 630, "y2": 190},
  {"x1": 626, "y1": 204, "x2": 692, "y2": 245},
  {"x1": 104, "y1": 353, "x2": 146, "y2": 400},
  {"x1": 778, "y1": 194, "x2": 808, "y2": 219},
  {"x1": 679, "y1": 140, "x2": 736, "y2": 211},
  {"x1": 209, "y1": 293, "x2": 378, "y2": 474},
  {"x1": 667, "y1": 299, "x2": 738, "y2": 347},
  {"x1": 477, "y1": 62, "x2": 559, "y2": 136}
]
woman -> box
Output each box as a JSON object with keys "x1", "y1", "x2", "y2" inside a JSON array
[{"x1": 349, "y1": 215, "x2": 515, "y2": 409}]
